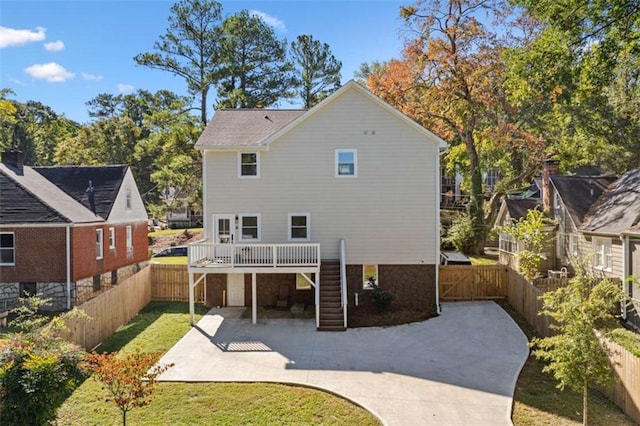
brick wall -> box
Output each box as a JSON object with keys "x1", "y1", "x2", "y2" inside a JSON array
[{"x1": 0, "y1": 226, "x2": 66, "y2": 282}]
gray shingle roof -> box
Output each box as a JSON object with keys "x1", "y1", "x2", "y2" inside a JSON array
[
  {"x1": 0, "y1": 163, "x2": 102, "y2": 224},
  {"x1": 195, "y1": 109, "x2": 306, "y2": 149},
  {"x1": 581, "y1": 167, "x2": 640, "y2": 234},
  {"x1": 551, "y1": 175, "x2": 616, "y2": 227},
  {"x1": 505, "y1": 198, "x2": 543, "y2": 221}
]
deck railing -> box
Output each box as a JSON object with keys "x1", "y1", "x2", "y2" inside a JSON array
[{"x1": 188, "y1": 242, "x2": 320, "y2": 269}]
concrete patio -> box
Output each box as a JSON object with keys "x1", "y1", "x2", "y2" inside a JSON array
[{"x1": 157, "y1": 301, "x2": 529, "y2": 425}]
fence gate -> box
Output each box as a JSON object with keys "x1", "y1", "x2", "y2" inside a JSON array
[{"x1": 439, "y1": 265, "x2": 508, "y2": 301}]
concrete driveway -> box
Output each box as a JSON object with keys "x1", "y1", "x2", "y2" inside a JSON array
[{"x1": 157, "y1": 301, "x2": 529, "y2": 425}]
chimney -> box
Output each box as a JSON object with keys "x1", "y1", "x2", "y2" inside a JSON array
[
  {"x1": 1, "y1": 149, "x2": 25, "y2": 174},
  {"x1": 542, "y1": 158, "x2": 560, "y2": 213}
]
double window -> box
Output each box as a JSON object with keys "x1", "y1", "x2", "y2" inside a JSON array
[
  {"x1": 288, "y1": 213, "x2": 310, "y2": 241},
  {"x1": 239, "y1": 152, "x2": 260, "y2": 178},
  {"x1": 239, "y1": 214, "x2": 261, "y2": 241},
  {"x1": 0, "y1": 232, "x2": 15, "y2": 265},
  {"x1": 593, "y1": 237, "x2": 612, "y2": 271},
  {"x1": 335, "y1": 149, "x2": 357, "y2": 177}
]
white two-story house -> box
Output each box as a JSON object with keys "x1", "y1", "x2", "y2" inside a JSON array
[{"x1": 187, "y1": 81, "x2": 446, "y2": 330}]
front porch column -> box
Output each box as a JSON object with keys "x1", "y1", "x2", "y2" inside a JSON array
[
  {"x1": 251, "y1": 273, "x2": 257, "y2": 325},
  {"x1": 189, "y1": 272, "x2": 195, "y2": 326}
]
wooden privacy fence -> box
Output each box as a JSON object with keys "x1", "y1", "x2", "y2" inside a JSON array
[
  {"x1": 439, "y1": 265, "x2": 509, "y2": 301},
  {"x1": 150, "y1": 263, "x2": 204, "y2": 303},
  {"x1": 507, "y1": 269, "x2": 639, "y2": 424},
  {"x1": 63, "y1": 266, "x2": 152, "y2": 350}
]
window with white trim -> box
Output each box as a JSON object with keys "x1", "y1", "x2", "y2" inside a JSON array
[
  {"x1": 126, "y1": 226, "x2": 133, "y2": 252},
  {"x1": 363, "y1": 264, "x2": 378, "y2": 290},
  {"x1": 125, "y1": 188, "x2": 132, "y2": 209},
  {"x1": 0, "y1": 232, "x2": 15, "y2": 266},
  {"x1": 239, "y1": 214, "x2": 261, "y2": 241},
  {"x1": 592, "y1": 237, "x2": 612, "y2": 271},
  {"x1": 288, "y1": 213, "x2": 310, "y2": 241},
  {"x1": 108, "y1": 227, "x2": 115, "y2": 249},
  {"x1": 568, "y1": 234, "x2": 578, "y2": 257},
  {"x1": 499, "y1": 233, "x2": 518, "y2": 254},
  {"x1": 335, "y1": 149, "x2": 357, "y2": 177},
  {"x1": 96, "y1": 229, "x2": 104, "y2": 260},
  {"x1": 239, "y1": 152, "x2": 259, "y2": 177}
]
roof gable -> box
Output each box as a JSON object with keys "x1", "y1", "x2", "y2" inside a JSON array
[
  {"x1": 195, "y1": 81, "x2": 448, "y2": 150},
  {"x1": 581, "y1": 167, "x2": 640, "y2": 234},
  {"x1": 34, "y1": 165, "x2": 128, "y2": 219},
  {"x1": 551, "y1": 175, "x2": 615, "y2": 227}
]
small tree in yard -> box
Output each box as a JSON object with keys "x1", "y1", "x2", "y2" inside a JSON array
[
  {"x1": 0, "y1": 295, "x2": 89, "y2": 426},
  {"x1": 531, "y1": 267, "x2": 627, "y2": 426},
  {"x1": 498, "y1": 208, "x2": 553, "y2": 281},
  {"x1": 87, "y1": 350, "x2": 173, "y2": 426}
]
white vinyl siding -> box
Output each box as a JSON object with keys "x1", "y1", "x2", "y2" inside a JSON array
[{"x1": 202, "y1": 88, "x2": 439, "y2": 264}]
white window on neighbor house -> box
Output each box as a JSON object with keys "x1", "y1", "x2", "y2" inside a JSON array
[
  {"x1": 239, "y1": 214, "x2": 261, "y2": 241},
  {"x1": 125, "y1": 187, "x2": 132, "y2": 210},
  {"x1": 335, "y1": 149, "x2": 357, "y2": 177},
  {"x1": 485, "y1": 169, "x2": 499, "y2": 193},
  {"x1": 568, "y1": 234, "x2": 578, "y2": 257},
  {"x1": 0, "y1": 232, "x2": 15, "y2": 266},
  {"x1": 108, "y1": 227, "x2": 115, "y2": 249},
  {"x1": 499, "y1": 233, "x2": 518, "y2": 254},
  {"x1": 296, "y1": 273, "x2": 313, "y2": 290},
  {"x1": 288, "y1": 213, "x2": 310, "y2": 241},
  {"x1": 238, "y1": 152, "x2": 260, "y2": 178},
  {"x1": 593, "y1": 237, "x2": 612, "y2": 271},
  {"x1": 96, "y1": 229, "x2": 104, "y2": 260},
  {"x1": 126, "y1": 226, "x2": 133, "y2": 252},
  {"x1": 363, "y1": 264, "x2": 378, "y2": 290}
]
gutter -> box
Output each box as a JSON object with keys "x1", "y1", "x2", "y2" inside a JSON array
[
  {"x1": 620, "y1": 233, "x2": 629, "y2": 320},
  {"x1": 66, "y1": 224, "x2": 72, "y2": 310},
  {"x1": 435, "y1": 148, "x2": 443, "y2": 314}
]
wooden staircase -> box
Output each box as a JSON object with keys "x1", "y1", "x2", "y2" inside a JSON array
[{"x1": 318, "y1": 260, "x2": 346, "y2": 331}]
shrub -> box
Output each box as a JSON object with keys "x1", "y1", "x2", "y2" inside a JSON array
[
  {"x1": 367, "y1": 278, "x2": 395, "y2": 311},
  {"x1": 443, "y1": 212, "x2": 476, "y2": 254}
]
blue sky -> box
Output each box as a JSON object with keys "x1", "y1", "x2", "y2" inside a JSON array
[{"x1": 1, "y1": 0, "x2": 408, "y2": 123}]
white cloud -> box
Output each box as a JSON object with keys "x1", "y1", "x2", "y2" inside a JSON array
[
  {"x1": 117, "y1": 83, "x2": 134, "y2": 94},
  {"x1": 0, "y1": 26, "x2": 46, "y2": 48},
  {"x1": 82, "y1": 72, "x2": 103, "y2": 81},
  {"x1": 44, "y1": 40, "x2": 65, "y2": 51},
  {"x1": 24, "y1": 62, "x2": 75, "y2": 82},
  {"x1": 249, "y1": 10, "x2": 286, "y2": 31}
]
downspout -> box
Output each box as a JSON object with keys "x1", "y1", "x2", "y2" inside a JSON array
[
  {"x1": 66, "y1": 225, "x2": 72, "y2": 310},
  {"x1": 620, "y1": 234, "x2": 629, "y2": 320},
  {"x1": 435, "y1": 149, "x2": 445, "y2": 314}
]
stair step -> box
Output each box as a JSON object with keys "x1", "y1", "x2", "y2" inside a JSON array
[{"x1": 317, "y1": 326, "x2": 346, "y2": 332}]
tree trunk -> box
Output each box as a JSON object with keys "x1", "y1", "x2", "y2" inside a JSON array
[
  {"x1": 200, "y1": 88, "x2": 208, "y2": 126},
  {"x1": 123, "y1": 410, "x2": 127, "y2": 426},
  {"x1": 463, "y1": 127, "x2": 485, "y2": 255},
  {"x1": 583, "y1": 379, "x2": 588, "y2": 426}
]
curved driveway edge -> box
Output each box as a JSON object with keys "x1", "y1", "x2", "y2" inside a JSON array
[{"x1": 157, "y1": 301, "x2": 529, "y2": 425}]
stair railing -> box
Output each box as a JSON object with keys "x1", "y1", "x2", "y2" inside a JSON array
[{"x1": 339, "y1": 239, "x2": 347, "y2": 329}]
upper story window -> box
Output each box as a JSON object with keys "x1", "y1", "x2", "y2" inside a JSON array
[
  {"x1": 0, "y1": 232, "x2": 15, "y2": 266},
  {"x1": 125, "y1": 187, "x2": 132, "y2": 209},
  {"x1": 485, "y1": 169, "x2": 499, "y2": 193},
  {"x1": 288, "y1": 213, "x2": 310, "y2": 241},
  {"x1": 96, "y1": 229, "x2": 104, "y2": 260},
  {"x1": 126, "y1": 226, "x2": 133, "y2": 252},
  {"x1": 592, "y1": 237, "x2": 612, "y2": 271},
  {"x1": 335, "y1": 149, "x2": 357, "y2": 177},
  {"x1": 109, "y1": 227, "x2": 116, "y2": 249},
  {"x1": 239, "y1": 152, "x2": 260, "y2": 178},
  {"x1": 239, "y1": 214, "x2": 261, "y2": 241}
]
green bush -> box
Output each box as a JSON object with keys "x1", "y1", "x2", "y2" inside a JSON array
[
  {"x1": 443, "y1": 212, "x2": 476, "y2": 254},
  {"x1": 368, "y1": 279, "x2": 395, "y2": 311}
]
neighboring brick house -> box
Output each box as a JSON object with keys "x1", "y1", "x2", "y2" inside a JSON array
[
  {"x1": 186, "y1": 81, "x2": 446, "y2": 330},
  {"x1": 0, "y1": 150, "x2": 148, "y2": 311}
]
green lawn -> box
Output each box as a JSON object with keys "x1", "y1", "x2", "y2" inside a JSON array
[
  {"x1": 148, "y1": 228, "x2": 202, "y2": 237},
  {"x1": 149, "y1": 256, "x2": 188, "y2": 265},
  {"x1": 497, "y1": 301, "x2": 636, "y2": 425},
  {"x1": 56, "y1": 301, "x2": 380, "y2": 425}
]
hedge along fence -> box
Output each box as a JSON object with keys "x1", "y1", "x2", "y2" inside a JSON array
[
  {"x1": 63, "y1": 266, "x2": 152, "y2": 350},
  {"x1": 508, "y1": 269, "x2": 640, "y2": 424}
]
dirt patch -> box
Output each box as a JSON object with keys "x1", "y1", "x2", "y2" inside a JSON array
[
  {"x1": 348, "y1": 305, "x2": 437, "y2": 328},
  {"x1": 148, "y1": 230, "x2": 204, "y2": 254}
]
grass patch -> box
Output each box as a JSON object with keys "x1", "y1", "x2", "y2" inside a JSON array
[
  {"x1": 149, "y1": 256, "x2": 188, "y2": 265},
  {"x1": 57, "y1": 301, "x2": 380, "y2": 425},
  {"x1": 496, "y1": 301, "x2": 635, "y2": 425},
  {"x1": 609, "y1": 327, "x2": 640, "y2": 357},
  {"x1": 148, "y1": 228, "x2": 202, "y2": 237},
  {"x1": 470, "y1": 256, "x2": 497, "y2": 265}
]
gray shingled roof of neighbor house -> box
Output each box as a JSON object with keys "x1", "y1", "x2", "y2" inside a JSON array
[
  {"x1": 0, "y1": 163, "x2": 102, "y2": 224},
  {"x1": 582, "y1": 167, "x2": 640, "y2": 234},
  {"x1": 551, "y1": 175, "x2": 617, "y2": 227},
  {"x1": 504, "y1": 198, "x2": 543, "y2": 221},
  {"x1": 34, "y1": 165, "x2": 128, "y2": 219},
  {"x1": 195, "y1": 109, "x2": 306, "y2": 148}
]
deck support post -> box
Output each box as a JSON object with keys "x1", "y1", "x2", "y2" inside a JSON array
[{"x1": 251, "y1": 273, "x2": 257, "y2": 325}]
